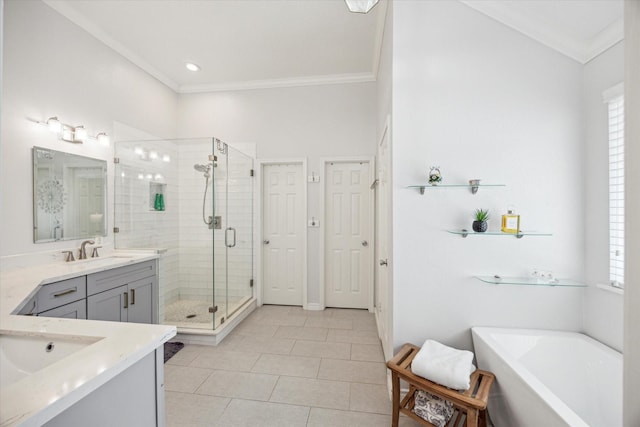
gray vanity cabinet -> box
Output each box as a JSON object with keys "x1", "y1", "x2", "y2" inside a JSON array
[
  {"x1": 86, "y1": 261, "x2": 157, "y2": 324},
  {"x1": 17, "y1": 276, "x2": 88, "y2": 319},
  {"x1": 87, "y1": 285, "x2": 127, "y2": 322},
  {"x1": 39, "y1": 299, "x2": 87, "y2": 319}
]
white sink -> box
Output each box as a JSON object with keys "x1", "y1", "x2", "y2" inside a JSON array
[
  {"x1": 0, "y1": 333, "x2": 100, "y2": 388},
  {"x1": 70, "y1": 255, "x2": 136, "y2": 268}
]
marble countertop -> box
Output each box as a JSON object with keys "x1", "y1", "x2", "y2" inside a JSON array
[{"x1": 0, "y1": 251, "x2": 177, "y2": 427}]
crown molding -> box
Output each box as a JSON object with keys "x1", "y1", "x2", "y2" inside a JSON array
[
  {"x1": 43, "y1": 0, "x2": 180, "y2": 91},
  {"x1": 177, "y1": 72, "x2": 376, "y2": 94},
  {"x1": 586, "y1": 18, "x2": 624, "y2": 63},
  {"x1": 460, "y1": 0, "x2": 623, "y2": 64}
]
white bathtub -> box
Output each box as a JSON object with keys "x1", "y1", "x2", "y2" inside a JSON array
[{"x1": 471, "y1": 327, "x2": 622, "y2": 427}]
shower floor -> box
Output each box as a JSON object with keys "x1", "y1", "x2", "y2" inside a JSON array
[{"x1": 164, "y1": 296, "x2": 251, "y2": 329}]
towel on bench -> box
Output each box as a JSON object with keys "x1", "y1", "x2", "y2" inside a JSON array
[
  {"x1": 414, "y1": 390, "x2": 454, "y2": 427},
  {"x1": 412, "y1": 339, "x2": 476, "y2": 390}
]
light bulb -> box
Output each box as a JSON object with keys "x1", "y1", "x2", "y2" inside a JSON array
[
  {"x1": 96, "y1": 132, "x2": 109, "y2": 146},
  {"x1": 149, "y1": 151, "x2": 158, "y2": 160},
  {"x1": 137, "y1": 173, "x2": 144, "y2": 180},
  {"x1": 162, "y1": 154, "x2": 171, "y2": 162},
  {"x1": 74, "y1": 126, "x2": 88, "y2": 142},
  {"x1": 47, "y1": 117, "x2": 62, "y2": 133},
  {"x1": 134, "y1": 146, "x2": 144, "y2": 155}
]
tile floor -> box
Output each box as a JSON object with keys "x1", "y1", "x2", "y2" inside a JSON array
[{"x1": 164, "y1": 304, "x2": 425, "y2": 427}]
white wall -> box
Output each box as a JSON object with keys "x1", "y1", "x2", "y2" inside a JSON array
[
  {"x1": 391, "y1": 1, "x2": 585, "y2": 351},
  {"x1": 583, "y1": 41, "x2": 624, "y2": 352},
  {"x1": 624, "y1": 1, "x2": 640, "y2": 425},
  {"x1": 0, "y1": 0, "x2": 177, "y2": 258},
  {"x1": 177, "y1": 83, "x2": 377, "y2": 305}
]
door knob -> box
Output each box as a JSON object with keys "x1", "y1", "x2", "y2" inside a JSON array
[
  {"x1": 263, "y1": 240, "x2": 270, "y2": 244},
  {"x1": 379, "y1": 259, "x2": 388, "y2": 266},
  {"x1": 361, "y1": 240, "x2": 368, "y2": 247}
]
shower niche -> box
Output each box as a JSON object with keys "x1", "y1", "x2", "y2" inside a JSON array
[
  {"x1": 149, "y1": 182, "x2": 166, "y2": 211},
  {"x1": 113, "y1": 137, "x2": 255, "y2": 335}
]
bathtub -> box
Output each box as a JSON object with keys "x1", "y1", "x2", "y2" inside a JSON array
[{"x1": 471, "y1": 327, "x2": 622, "y2": 427}]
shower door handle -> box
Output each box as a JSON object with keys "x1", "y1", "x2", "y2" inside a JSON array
[{"x1": 225, "y1": 227, "x2": 237, "y2": 248}]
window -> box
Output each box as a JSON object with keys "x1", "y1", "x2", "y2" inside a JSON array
[{"x1": 604, "y1": 83, "x2": 624, "y2": 288}]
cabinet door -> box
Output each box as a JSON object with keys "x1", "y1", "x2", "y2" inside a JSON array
[
  {"x1": 39, "y1": 299, "x2": 87, "y2": 320},
  {"x1": 127, "y1": 277, "x2": 155, "y2": 324},
  {"x1": 87, "y1": 285, "x2": 127, "y2": 322}
]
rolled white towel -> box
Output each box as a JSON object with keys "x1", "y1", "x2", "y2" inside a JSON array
[{"x1": 412, "y1": 339, "x2": 476, "y2": 390}]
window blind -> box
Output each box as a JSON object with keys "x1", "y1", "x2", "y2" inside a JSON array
[{"x1": 608, "y1": 94, "x2": 624, "y2": 287}]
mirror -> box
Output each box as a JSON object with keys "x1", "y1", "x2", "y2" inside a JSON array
[{"x1": 33, "y1": 147, "x2": 107, "y2": 242}]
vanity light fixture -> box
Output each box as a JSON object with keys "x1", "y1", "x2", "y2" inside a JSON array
[
  {"x1": 162, "y1": 154, "x2": 171, "y2": 162},
  {"x1": 33, "y1": 116, "x2": 109, "y2": 146},
  {"x1": 185, "y1": 62, "x2": 201, "y2": 72},
  {"x1": 345, "y1": 0, "x2": 379, "y2": 13},
  {"x1": 149, "y1": 151, "x2": 158, "y2": 160}
]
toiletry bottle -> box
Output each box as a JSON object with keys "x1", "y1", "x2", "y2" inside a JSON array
[
  {"x1": 159, "y1": 193, "x2": 165, "y2": 211},
  {"x1": 501, "y1": 207, "x2": 520, "y2": 233},
  {"x1": 154, "y1": 193, "x2": 161, "y2": 210}
]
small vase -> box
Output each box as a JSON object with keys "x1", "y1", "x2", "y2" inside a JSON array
[{"x1": 472, "y1": 220, "x2": 487, "y2": 232}]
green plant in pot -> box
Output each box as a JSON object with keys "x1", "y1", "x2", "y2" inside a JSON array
[{"x1": 473, "y1": 209, "x2": 489, "y2": 232}]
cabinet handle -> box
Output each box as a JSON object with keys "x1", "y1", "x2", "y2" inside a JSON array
[
  {"x1": 123, "y1": 291, "x2": 129, "y2": 309},
  {"x1": 130, "y1": 289, "x2": 136, "y2": 305},
  {"x1": 53, "y1": 288, "x2": 77, "y2": 298}
]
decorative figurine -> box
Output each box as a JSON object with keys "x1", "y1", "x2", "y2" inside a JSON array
[{"x1": 428, "y1": 166, "x2": 442, "y2": 185}]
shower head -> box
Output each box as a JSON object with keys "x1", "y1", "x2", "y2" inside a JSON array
[{"x1": 193, "y1": 163, "x2": 211, "y2": 173}]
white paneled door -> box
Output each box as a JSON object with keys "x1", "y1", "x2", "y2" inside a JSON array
[
  {"x1": 262, "y1": 163, "x2": 304, "y2": 306},
  {"x1": 325, "y1": 161, "x2": 372, "y2": 309}
]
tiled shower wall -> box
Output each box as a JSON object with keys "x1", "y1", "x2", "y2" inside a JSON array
[{"x1": 114, "y1": 140, "x2": 181, "y2": 322}]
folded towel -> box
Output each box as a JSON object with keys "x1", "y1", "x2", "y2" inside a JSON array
[
  {"x1": 413, "y1": 390, "x2": 454, "y2": 427},
  {"x1": 412, "y1": 339, "x2": 476, "y2": 390}
]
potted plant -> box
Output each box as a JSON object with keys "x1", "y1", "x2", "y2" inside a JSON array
[{"x1": 473, "y1": 209, "x2": 489, "y2": 232}]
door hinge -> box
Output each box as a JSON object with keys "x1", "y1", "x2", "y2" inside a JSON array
[
  {"x1": 250, "y1": 169, "x2": 254, "y2": 177},
  {"x1": 208, "y1": 306, "x2": 218, "y2": 313},
  {"x1": 250, "y1": 279, "x2": 254, "y2": 288},
  {"x1": 113, "y1": 227, "x2": 120, "y2": 233},
  {"x1": 114, "y1": 157, "x2": 120, "y2": 164}
]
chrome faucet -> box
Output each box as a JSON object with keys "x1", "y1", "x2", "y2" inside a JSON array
[{"x1": 78, "y1": 240, "x2": 95, "y2": 260}]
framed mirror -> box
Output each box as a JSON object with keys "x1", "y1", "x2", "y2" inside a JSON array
[{"x1": 33, "y1": 147, "x2": 107, "y2": 242}]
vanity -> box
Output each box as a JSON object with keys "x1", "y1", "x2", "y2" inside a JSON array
[{"x1": 0, "y1": 253, "x2": 175, "y2": 427}]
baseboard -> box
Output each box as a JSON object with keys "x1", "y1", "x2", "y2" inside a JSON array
[{"x1": 305, "y1": 303, "x2": 325, "y2": 311}]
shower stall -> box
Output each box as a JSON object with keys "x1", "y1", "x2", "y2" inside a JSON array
[{"x1": 113, "y1": 137, "x2": 254, "y2": 332}]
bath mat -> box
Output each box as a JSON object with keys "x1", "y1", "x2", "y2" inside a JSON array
[{"x1": 164, "y1": 341, "x2": 184, "y2": 363}]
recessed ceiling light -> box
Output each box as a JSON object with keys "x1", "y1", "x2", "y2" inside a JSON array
[{"x1": 185, "y1": 62, "x2": 201, "y2": 72}]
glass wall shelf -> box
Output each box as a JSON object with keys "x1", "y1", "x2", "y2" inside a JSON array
[
  {"x1": 474, "y1": 275, "x2": 586, "y2": 287},
  {"x1": 407, "y1": 183, "x2": 505, "y2": 195},
  {"x1": 447, "y1": 229, "x2": 552, "y2": 238}
]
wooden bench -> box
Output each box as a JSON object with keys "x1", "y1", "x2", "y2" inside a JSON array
[{"x1": 386, "y1": 343, "x2": 495, "y2": 427}]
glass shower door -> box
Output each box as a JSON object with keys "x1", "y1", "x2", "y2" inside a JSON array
[
  {"x1": 225, "y1": 145, "x2": 254, "y2": 319},
  {"x1": 212, "y1": 141, "x2": 253, "y2": 328}
]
